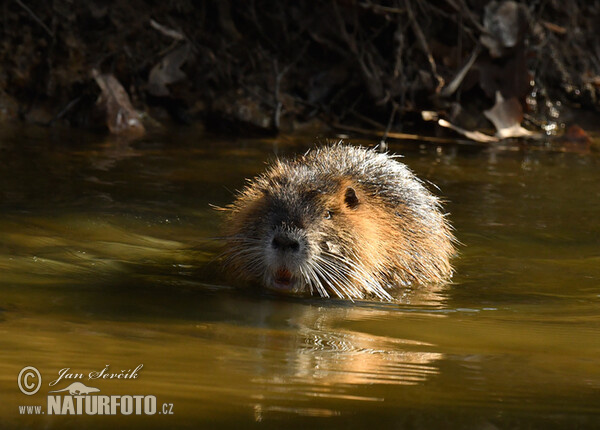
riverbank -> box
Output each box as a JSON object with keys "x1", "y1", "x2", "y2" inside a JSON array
[{"x1": 1, "y1": 1, "x2": 599, "y2": 139}]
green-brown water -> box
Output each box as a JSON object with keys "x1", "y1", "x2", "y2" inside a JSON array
[{"x1": 1, "y1": 126, "x2": 599, "y2": 429}]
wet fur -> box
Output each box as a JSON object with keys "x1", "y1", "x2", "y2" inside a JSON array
[{"x1": 221, "y1": 144, "x2": 455, "y2": 300}]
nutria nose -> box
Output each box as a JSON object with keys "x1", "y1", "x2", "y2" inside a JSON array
[{"x1": 271, "y1": 234, "x2": 300, "y2": 252}]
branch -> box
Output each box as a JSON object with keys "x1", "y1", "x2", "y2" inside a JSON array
[{"x1": 13, "y1": 0, "x2": 53, "y2": 37}]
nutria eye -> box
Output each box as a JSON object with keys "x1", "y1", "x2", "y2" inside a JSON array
[{"x1": 324, "y1": 210, "x2": 333, "y2": 219}]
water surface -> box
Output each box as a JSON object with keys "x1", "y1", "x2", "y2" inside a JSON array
[{"x1": 1, "y1": 126, "x2": 599, "y2": 429}]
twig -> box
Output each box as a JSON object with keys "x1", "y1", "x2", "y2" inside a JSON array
[
  {"x1": 332, "y1": 0, "x2": 358, "y2": 53},
  {"x1": 405, "y1": 0, "x2": 444, "y2": 93},
  {"x1": 393, "y1": 20, "x2": 410, "y2": 79},
  {"x1": 358, "y1": 2, "x2": 405, "y2": 15},
  {"x1": 13, "y1": 0, "x2": 53, "y2": 37},
  {"x1": 246, "y1": 0, "x2": 277, "y2": 51},
  {"x1": 273, "y1": 59, "x2": 283, "y2": 130},
  {"x1": 48, "y1": 96, "x2": 82, "y2": 125},
  {"x1": 379, "y1": 102, "x2": 399, "y2": 152},
  {"x1": 445, "y1": 0, "x2": 487, "y2": 34},
  {"x1": 272, "y1": 42, "x2": 309, "y2": 129},
  {"x1": 349, "y1": 110, "x2": 386, "y2": 129},
  {"x1": 331, "y1": 122, "x2": 477, "y2": 145},
  {"x1": 440, "y1": 43, "x2": 481, "y2": 97},
  {"x1": 332, "y1": 0, "x2": 389, "y2": 101},
  {"x1": 438, "y1": 119, "x2": 499, "y2": 142}
]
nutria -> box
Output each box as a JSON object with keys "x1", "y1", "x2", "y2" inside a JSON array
[{"x1": 220, "y1": 144, "x2": 455, "y2": 300}]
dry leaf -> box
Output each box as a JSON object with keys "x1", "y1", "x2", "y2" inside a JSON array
[
  {"x1": 440, "y1": 45, "x2": 481, "y2": 97},
  {"x1": 484, "y1": 91, "x2": 537, "y2": 139},
  {"x1": 438, "y1": 119, "x2": 499, "y2": 143},
  {"x1": 92, "y1": 69, "x2": 145, "y2": 136},
  {"x1": 421, "y1": 110, "x2": 439, "y2": 121},
  {"x1": 149, "y1": 19, "x2": 185, "y2": 40},
  {"x1": 480, "y1": 1, "x2": 527, "y2": 58},
  {"x1": 148, "y1": 43, "x2": 191, "y2": 97},
  {"x1": 559, "y1": 125, "x2": 591, "y2": 146}
]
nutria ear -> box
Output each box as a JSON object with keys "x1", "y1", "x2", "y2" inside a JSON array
[{"x1": 344, "y1": 187, "x2": 359, "y2": 209}]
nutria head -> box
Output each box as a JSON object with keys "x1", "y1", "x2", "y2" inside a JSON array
[
  {"x1": 221, "y1": 145, "x2": 455, "y2": 300},
  {"x1": 223, "y1": 164, "x2": 366, "y2": 296}
]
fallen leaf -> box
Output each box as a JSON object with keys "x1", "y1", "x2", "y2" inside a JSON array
[
  {"x1": 584, "y1": 75, "x2": 600, "y2": 88},
  {"x1": 438, "y1": 119, "x2": 499, "y2": 143},
  {"x1": 421, "y1": 110, "x2": 439, "y2": 121},
  {"x1": 480, "y1": 1, "x2": 527, "y2": 58},
  {"x1": 92, "y1": 69, "x2": 145, "y2": 136},
  {"x1": 484, "y1": 91, "x2": 537, "y2": 139},
  {"x1": 149, "y1": 19, "x2": 185, "y2": 40},
  {"x1": 148, "y1": 43, "x2": 191, "y2": 97},
  {"x1": 440, "y1": 45, "x2": 481, "y2": 97},
  {"x1": 561, "y1": 125, "x2": 591, "y2": 144},
  {"x1": 549, "y1": 125, "x2": 592, "y2": 153}
]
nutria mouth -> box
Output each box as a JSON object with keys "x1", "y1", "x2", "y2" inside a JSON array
[{"x1": 271, "y1": 267, "x2": 296, "y2": 291}]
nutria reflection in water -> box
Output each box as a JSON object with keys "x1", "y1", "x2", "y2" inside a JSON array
[{"x1": 220, "y1": 144, "x2": 456, "y2": 300}]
